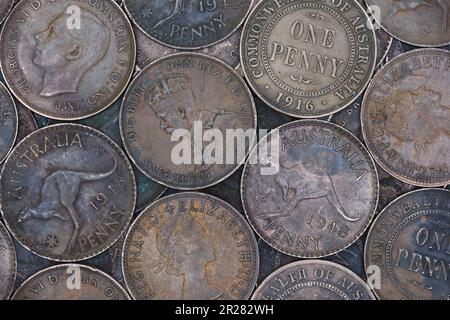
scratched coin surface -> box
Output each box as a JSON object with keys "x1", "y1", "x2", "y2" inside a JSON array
[
  {"x1": 0, "y1": 124, "x2": 136, "y2": 262},
  {"x1": 361, "y1": 49, "x2": 450, "y2": 187},
  {"x1": 123, "y1": 192, "x2": 259, "y2": 300},
  {"x1": 252, "y1": 260, "x2": 375, "y2": 300},
  {"x1": 365, "y1": 188, "x2": 450, "y2": 300},
  {"x1": 242, "y1": 120, "x2": 379, "y2": 258},
  {"x1": 241, "y1": 0, "x2": 377, "y2": 118},
  {"x1": 123, "y1": 0, "x2": 252, "y2": 49},
  {"x1": 0, "y1": 221, "x2": 16, "y2": 300},
  {"x1": 12, "y1": 264, "x2": 130, "y2": 300},
  {"x1": 365, "y1": 0, "x2": 450, "y2": 47},
  {"x1": 0, "y1": 0, "x2": 136, "y2": 120},
  {"x1": 0, "y1": 82, "x2": 17, "y2": 165},
  {"x1": 120, "y1": 53, "x2": 257, "y2": 190},
  {"x1": 0, "y1": 0, "x2": 13, "y2": 25}
]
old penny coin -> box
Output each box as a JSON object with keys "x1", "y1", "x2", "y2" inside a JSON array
[
  {"x1": 365, "y1": 0, "x2": 450, "y2": 47},
  {"x1": 365, "y1": 188, "x2": 450, "y2": 300},
  {"x1": 0, "y1": 124, "x2": 136, "y2": 262},
  {"x1": 361, "y1": 49, "x2": 450, "y2": 187},
  {"x1": 0, "y1": 82, "x2": 17, "y2": 165},
  {"x1": 122, "y1": 192, "x2": 259, "y2": 300},
  {"x1": 0, "y1": 0, "x2": 136, "y2": 120},
  {"x1": 252, "y1": 260, "x2": 375, "y2": 300},
  {"x1": 120, "y1": 53, "x2": 257, "y2": 190},
  {"x1": 0, "y1": 0, "x2": 13, "y2": 25},
  {"x1": 241, "y1": 0, "x2": 377, "y2": 118},
  {"x1": 15, "y1": 103, "x2": 38, "y2": 143},
  {"x1": 241, "y1": 120, "x2": 379, "y2": 258},
  {"x1": 12, "y1": 264, "x2": 130, "y2": 300},
  {"x1": 123, "y1": 0, "x2": 252, "y2": 49},
  {"x1": 0, "y1": 221, "x2": 16, "y2": 300}
]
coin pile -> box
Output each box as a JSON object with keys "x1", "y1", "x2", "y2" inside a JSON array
[{"x1": 0, "y1": 0, "x2": 448, "y2": 300}]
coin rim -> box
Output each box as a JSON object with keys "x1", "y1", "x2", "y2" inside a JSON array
[
  {"x1": 0, "y1": 123, "x2": 137, "y2": 262},
  {"x1": 0, "y1": 220, "x2": 17, "y2": 300},
  {"x1": 0, "y1": 0, "x2": 137, "y2": 121},
  {"x1": 0, "y1": 81, "x2": 18, "y2": 164},
  {"x1": 361, "y1": 48, "x2": 450, "y2": 187},
  {"x1": 251, "y1": 259, "x2": 376, "y2": 300},
  {"x1": 122, "y1": 0, "x2": 253, "y2": 50},
  {"x1": 119, "y1": 51, "x2": 258, "y2": 190},
  {"x1": 241, "y1": 119, "x2": 380, "y2": 258},
  {"x1": 11, "y1": 263, "x2": 131, "y2": 300},
  {"x1": 363, "y1": 187, "x2": 450, "y2": 300},
  {"x1": 122, "y1": 191, "x2": 260, "y2": 300},
  {"x1": 239, "y1": 0, "x2": 378, "y2": 118},
  {"x1": 0, "y1": 0, "x2": 14, "y2": 25}
]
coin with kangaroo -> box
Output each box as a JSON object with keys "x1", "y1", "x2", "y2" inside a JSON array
[{"x1": 0, "y1": 124, "x2": 136, "y2": 262}]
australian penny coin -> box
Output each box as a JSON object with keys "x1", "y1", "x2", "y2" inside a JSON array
[
  {"x1": 0, "y1": 0, "x2": 136, "y2": 120},
  {"x1": 123, "y1": 0, "x2": 252, "y2": 49},
  {"x1": 0, "y1": 124, "x2": 136, "y2": 262},
  {"x1": 365, "y1": 188, "x2": 450, "y2": 300},
  {"x1": 240, "y1": 0, "x2": 377, "y2": 118},
  {"x1": 241, "y1": 120, "x2": 379, "y2": 258},
  {"x1": 15, "y1": 102, "x2": 38, "y2": 143},
  {"x1": 0, "y1": 221, "x2": 16, "y2": 300},
  {"x1": 361, "y1": 49, "x2": 450, "y2": 187},
  {"x1": 120, "y1": 53, "x2": 257, "y2": 190},
  {"x1": 0, "y1": 82, "x2": 17, "y2": 165},
  {"x1": 0, "y1": 0, "x2": 13, "y2": 24},
  {"x1": 365, "y1": 0, "x2": 450, "y2": 47},
  {"x1": 252, "y1": 260, "x2": 375, "y2": 300},
  {"x1": 12, "y1": 264, "x2": 130, "y2": 300},
  {"x1": 122, "y1": 192, "x2": 259, "y2": 300}
]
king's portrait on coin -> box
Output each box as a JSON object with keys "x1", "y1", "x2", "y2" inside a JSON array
[{"x1": 33, "y1": 8, "x2": 111, "y2": 97}]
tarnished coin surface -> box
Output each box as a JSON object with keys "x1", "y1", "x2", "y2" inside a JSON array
[
  {"x1": 50, "y1": 98, "x2": 167, "y2": 213},
  {"x1": 241, "y1": 0, "x2": 377, "y2": 118},
  {"x1": 0, "y1": 82, "x2": 17, "y2": 164},
  {"x1": 365, "y1": 0, "x2": 450, "y2": 47},
  {"x1": 120, "y1": 53, "x2": 257, "y2": 190},
  {"x1": 0, "y1": 221, "x2": 16, "y2": 300},
  {"x1": 0, "y1": 124, "x2": 136, "y2": 261},
  {"x1": 122, "y1": 192, "x2": 259, "y2": 300},
  {"x1": 15, "y1": 103, "x2": 38, "y2": 143},
  {"x1": 0, "y1": 0, "x2": 13, "y2": 24},
  {"x1": 252, "y1": 260, "x2": 375, "y2": 300},
  {"x1": 12, "y1": 264, "x2": 130, "y2": 300},
  {"x1": 365, "y1": 188, "x2": 450, "y2": 300},
  {"x1": 242, "y1": 120, "x2": 379, "y2": 258},
  {"x1": 123, "y1": 0, "x2": 252, "y2": 49},
  {"x1": 361, "y1": 49, "x2": 450, "y2": 187},
  {"x1": 0, "y1": 0, "x2": 136, "y2": 120}
]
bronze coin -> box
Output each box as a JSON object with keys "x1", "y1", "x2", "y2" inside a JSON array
[
  {"x1": 12, "y1": 264, "x2": 130, "y2": 300},
  {"x1": 0, "y1": 0, "x2": 136, "y2": 120},
  {"x1": 15, "y1": 102, "x2": 38, "y2": 143},
  {"x1": 365, "y1": 0, "x2": 450, "y2": 47},
  {"x1": 361, "y1": 49, "x2": 450, "y2": 187},
  {"x1": 0, "y1": 81, "x2": 17, "y2": 165},
  {"x1": 122, "y1": 192, "x2": 259, "y2": 300},
  {"x1": 252, "y1": 260, "x2": 375, "y2": 300},
  {"x1": 365, "y1": 188, "x2": 450, "y2": 300},
  {"x1": 0, "y1": 221, "x2": 16, "y2": 300},
  {"x1": 120, "y1": 52, "x2": 257, "y2": 190},
  {"x1": 242, "y1": 120, "x2": 379, "y2": 258},
  {"x1": 240, "y1": 0, "x2": 377, "y2": 118},
  {"x1": 0, "y1": 0, "x2": 13, "y2": 24},
  {"x1": 123, "y1": 0, "x2": 252, "y2": 50},
  {"x1": 0, "y1": 124, "x2": 136, "y2": 262}
]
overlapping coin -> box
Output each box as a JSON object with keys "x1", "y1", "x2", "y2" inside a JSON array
[
  {"x1": 123, "y1": 0, "x2": 252, "y2": 49},
  {"x1": 365, "y1": 188, "x2": 450, "y2": 300},
  {"x1": 122, "y1": 192, "x2": 259, "y2": 300},
  {"x1": 241, "y1": 0, "x2": 377, "y2": 118},
  {"x1": 0, "y1": 124, "x2": 136, "y2": 261},
  {"x1": 361, "y1": 49, "x2": 450, "y2": 187},
  {"x1": 0, "y1": 82, "x2": 17, "y2": 164},
  {"x1": 120, "y1": 52, "x2": 257, "y2": 190},
  {"x1": 252, "y1": 260, "x2": 375, "y2": 300},
  {"x1": 0, "y1": 221, "x2": 16, "y2": 300},
  {"x1": 12, "y1": 264, "x2": 130, "y2": 300},
  {"x1": 0, "y1": 0, "x2": 136, "y2": 120},
  {"x1": 242, "y1": 120, "x2": 379, "y2": 258},
  {"x1": 0, "y1": 0, "x2": 13, "y2": 25},
  {"x1": 366, "y1": 0, "x2": 450, "y2": 47}
]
